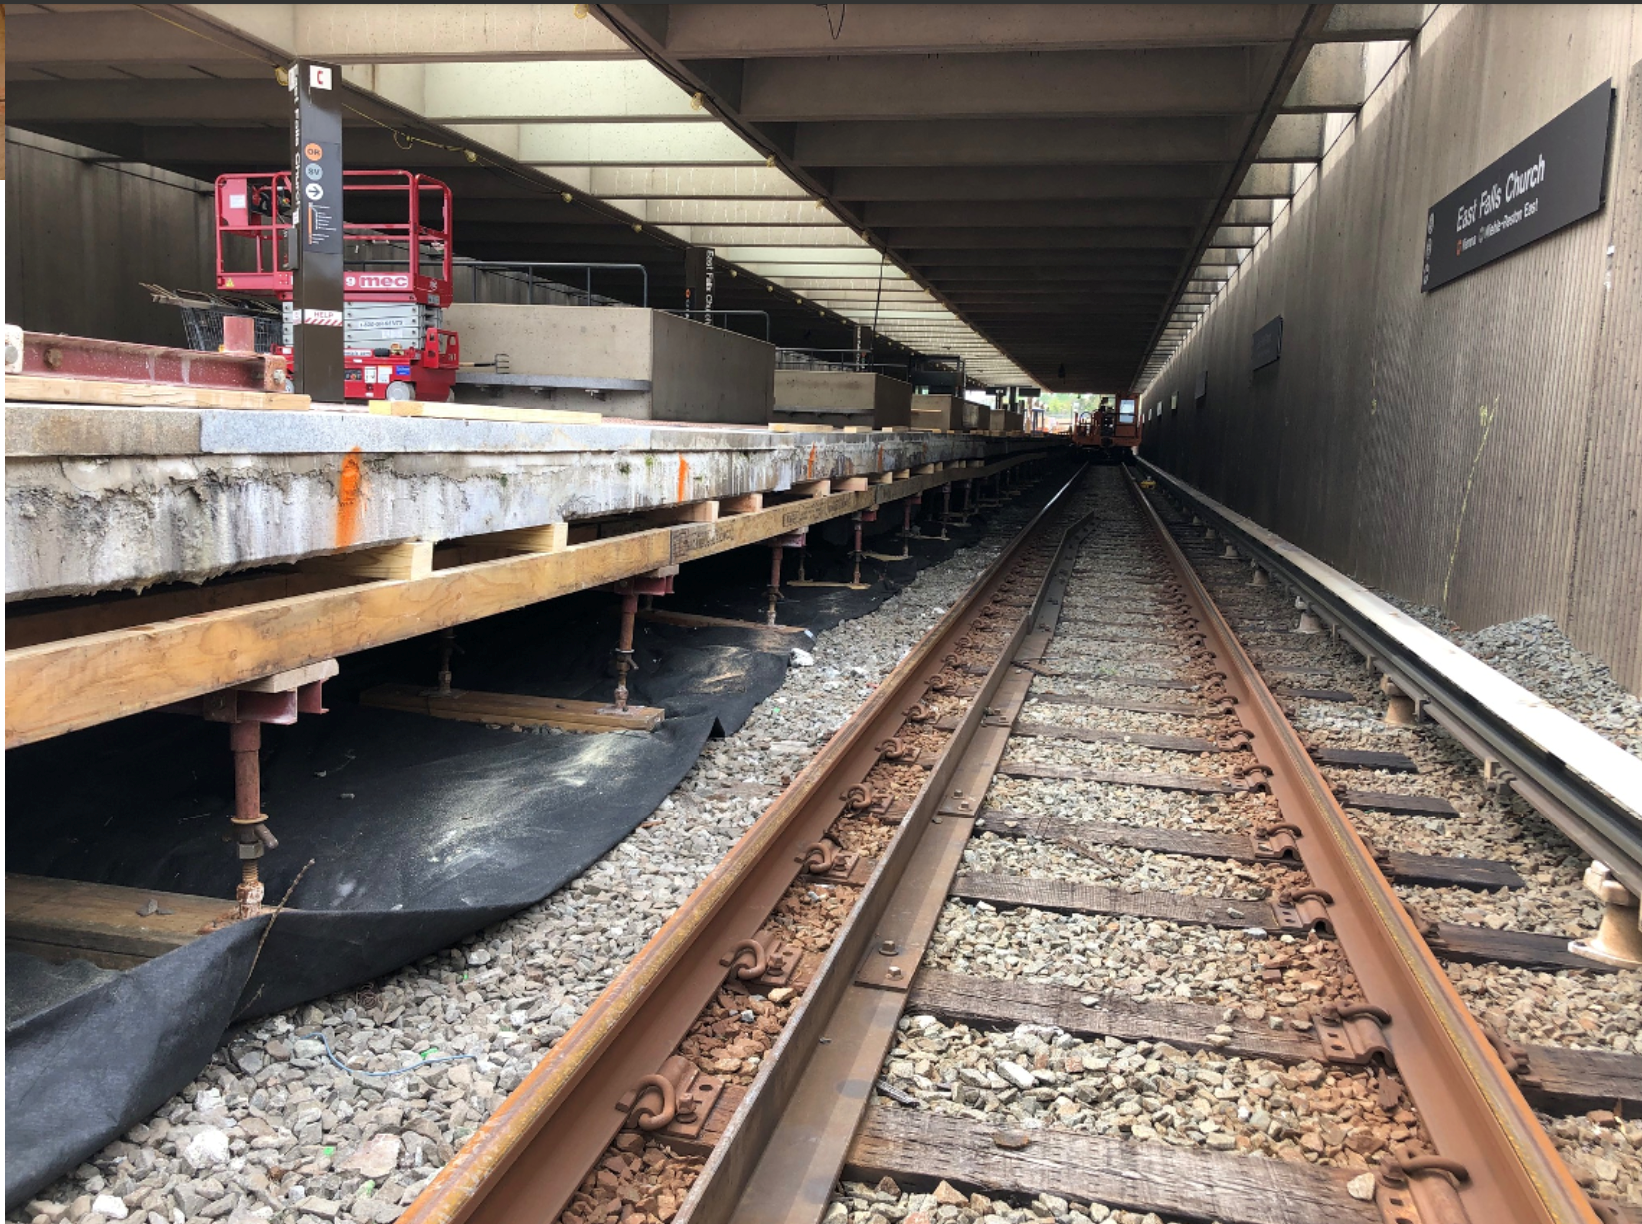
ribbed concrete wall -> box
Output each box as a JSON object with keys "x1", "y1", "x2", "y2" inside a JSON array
[
  {"x1": 1140, "y1": 5, "x2": 1642, "y2": 694},
  {"x1": 4, "y1": 130, "x2": 216, "y2": 348}
]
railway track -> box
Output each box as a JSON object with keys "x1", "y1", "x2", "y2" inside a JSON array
[{"x1": 400, "y1": 463, "x2": 1632, "y2": 1224}]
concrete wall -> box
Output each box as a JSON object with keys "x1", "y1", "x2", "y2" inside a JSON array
[
  {"x1": 650, "y1": 310, "x2": 774, "y2": 425},
  {"x1": 773, "y1": 371, "x2": 913, "y2": 427},
  {"x1": 1140, "y1": 5, "x2": 1642, "y2": 693},
  {"x1": 446, "y1": 303, "x2": 773, "y2": 424},
  {"x1": 4, "y1": 130, "x2": 215, "y2": 348}
]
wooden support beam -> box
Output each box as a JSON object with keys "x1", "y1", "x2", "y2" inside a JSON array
[
  {"x1": 788, "y1": 479, "x2": 832, "y2": 497},
  {"x1": 873, "y1": 471, "x2": 895, "y2": 485},
  {"x1": 5, "y1": 453, "x2": 1048, "y2": 746},
  {"x1": 462, "y1": 523, "x2": 570, "y2": 554},
  {"x1": 6, "y1": 875, "x2": 237, "y2": 969},
  {"x1": 360, "y1": 684, "x2": 663, "y2": 732},
  {"x1": 302, "y1": 540, "x2": 434, "y2": 581},
  {"x1": 368, "y1": 401, "x2": 600, "y2": 425},
  {"x1": 720, "y1": 493, "x2": 764, "y2": 515},
  {"x1": 6, "y1": 374, "x2": 310, "y2": 413},
  {"x1": 643, "y1": 500, "x2": 721, "y2": 526},
  {"x1": 3, "y1": 571, "x2": 355, "y2": 650},
  {"x1": 834, "y1": 476, "x2": 871, "y2": 492}
]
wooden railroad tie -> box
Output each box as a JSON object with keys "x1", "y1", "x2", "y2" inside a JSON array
[
  {"x1": 906, "y1": 970, "x2": 1642, "y2": 1113},
  {"x1": 948, "y1": 870, "x2": 1610, "y2": 974}
]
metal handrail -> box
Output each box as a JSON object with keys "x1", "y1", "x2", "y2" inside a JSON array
[
  {"x1": 665, "y1": 309, "x2": 770, "y2": 342},
  {"x1": 456, "y1": 260, "x2": 649, "y2": 308}
]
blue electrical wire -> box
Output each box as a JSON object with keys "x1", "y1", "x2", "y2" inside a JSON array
[{"x1": 297, "y1": 1031, "x2": 479, "y2": 1078}]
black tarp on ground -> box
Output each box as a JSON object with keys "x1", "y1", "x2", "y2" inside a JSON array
[{"x1": 2, "y1": 486, "x2": 1050, "y2": 1206}]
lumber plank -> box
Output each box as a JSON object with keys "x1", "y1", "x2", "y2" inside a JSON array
[
  {"x1": 996, "y1": 760, "x2": 1235, "y2": 794},
  {"x1": 462, "y1": 523, "x2": 569, "y2": 554},
  {"x1": 3, "y1": 571, "x2": 355, "y2": 650},
  {"x1": 637, "y1": 609, "x2": 808, "y2": 635},
  {"x1": 6, "y1": 374, "x2": 310, "y2": 412},
  {"x1": 6, "y1": 874, "x2": 234, "y2": 965},
  {"x1": 4, "y1": 457, "x2": 1042, "y2": 746},
  {"x1": 368, "y1": 400, "x2": 601, "y2": 425},
  {"x1": 302, "y1": 540, "x2": 435, "y2": 582},
  {"x1": 1338, "y1": 789, "x2": 1459, "y2": 817},
  {"x1": 720, "y1": 494, "x2": 764, "y2": 515},
  {"x1": 359, "y1": 684, "x2": 663, "y2": 732},
  {"x1": 846, "y1": 1106, "x2": 1376, "y2": 1224},
  {"x1": 950, "y1": 872, "x2": 1273, "y2": 928}
]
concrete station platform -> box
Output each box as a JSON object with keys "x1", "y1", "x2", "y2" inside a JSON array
[
  {"x1": 4, "y1": 395, "x2": 1058, "y2": 747},
  {"x1": 6, "y1": 402, "x2": 1043, "y2": 599}
]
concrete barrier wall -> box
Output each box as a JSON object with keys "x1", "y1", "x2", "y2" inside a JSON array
[
  {"x1": 447, "y1": 304, "x2": 773, "y2": 424},
  {"x1": 4, "y1": 130, "x2": 215, "y2": 348},
  {"x1": 649, "y1": 310, "x2": 773, "y2": 425},
  {"x1": 773, "y1": 371, "x2": 912, "y2": 427},
  {"x1": 1140, "y1": 5, "x2": 1642, "y2": 693}
]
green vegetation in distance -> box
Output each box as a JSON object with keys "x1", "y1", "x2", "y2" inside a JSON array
[{"x1": 1037, "y1": 392, "x2": 1115, "y2": 420}]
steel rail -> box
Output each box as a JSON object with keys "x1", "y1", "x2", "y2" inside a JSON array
[
  {"x1": 1127, "y1": 469, "x2": 1596, "y2": 1224},
  {"x1": 1137, "y1": 458, "x2": 1642, "y2": 906},
  {"x1": 397, "y1": 462, "x2": 1087, "y2": 1224}
]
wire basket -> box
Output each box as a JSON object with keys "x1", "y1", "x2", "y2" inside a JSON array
[
  {"x1": 177, "y1": 307, "x2": 284, "y2": 354},
  {"x1": 142, "y1": 283, "x2": 283, "y2": 353}
]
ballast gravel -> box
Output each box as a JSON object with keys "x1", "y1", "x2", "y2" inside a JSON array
[{"x1": 12, "y1": 495, "x2": 1045, "y2": 1224}]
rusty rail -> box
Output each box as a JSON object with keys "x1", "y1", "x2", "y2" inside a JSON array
[
  {"x1": 398, "y1": 463, "x2": 1088, "y2": 1224},
  {"x1": 1126, "y1": 471, "x2": 1595, "y2": 1224}
]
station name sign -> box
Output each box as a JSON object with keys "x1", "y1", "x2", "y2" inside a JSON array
[
  {"x1": 1252, "y1": 316, "x2": 1283, "y2": 369},
  {"x1": 1422, "y1": 81, "x2": 1612, "y2": 292}
]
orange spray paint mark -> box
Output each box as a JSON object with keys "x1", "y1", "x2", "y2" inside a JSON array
[
  {"x1": 876, "y1": 444, "x2": 884, "y2": 473},
  {"x1": 336, "y1": 447, "x2": 365, "y2": 547},
  {"x1": 677, "y1": 455, "x2": 689, "y2": 502},
  {"x1": 806, "y1": 445, "x2": 816, "y2": 479}
]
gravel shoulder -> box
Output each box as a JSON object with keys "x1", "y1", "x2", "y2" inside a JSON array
[{"x1": 12, "y1": 496, "x2": 1046, "y2": 1224}]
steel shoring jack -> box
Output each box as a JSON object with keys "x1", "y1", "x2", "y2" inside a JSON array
[
  {"x1": 863, "y1": 500, "x2": 915, "y2": 563},
  {"x1": 600, "y1": 571, "x2": 676, "y2": 713},
  {"x1": 423, "y1": 627, "x2": 462, "y2": 697},
  {"x1": 789, "y1": 517, "x2": 872, "y2": 590},
  {"x1": 937, "y1": 483, "x2": 953, "y2": 539},
  {"x1": 766, "y1": 543, "x2": 784, "y2": 626},
  {"x1": 611, "y1": 590, "x2": 639, "y2": 712},
  {"x1": 230, "y1": 721, "x2": 276, "y2": 917},
  {"x1": 158, "y1": 665, "x2": 334, "y2": 919}
]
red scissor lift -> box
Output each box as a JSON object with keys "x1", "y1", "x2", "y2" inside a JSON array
[{"x1": 214, "y1": 169, "x2": 460, "y2": 402}]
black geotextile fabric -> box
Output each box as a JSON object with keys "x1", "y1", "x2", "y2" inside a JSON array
[{"x1": 1, "y1": 486, "x2": 1043, "y2": 1206}]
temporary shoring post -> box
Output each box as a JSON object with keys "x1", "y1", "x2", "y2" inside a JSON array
[{"x1": 290, "y1": 60, "x2": 345, "y2": 402}]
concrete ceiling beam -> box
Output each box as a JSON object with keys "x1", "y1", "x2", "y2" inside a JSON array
[
  {"x1": 787, "y1": 117, "x2": 1246, "y2": 167},
  {"x1": 228, "y1": 3, "x2": 637, "y2": 63},
  {"x1": 828, "y1": 165, "x2": 1225, "y2": 203},
  {"x1": 871, "y1": 227, "x2": 1195, "y2": 250},
  {"x1": 1255, "y1": 112, "x2": 1329, "y2": 161},
  {"x1": 1209, "y1": 226, "x2": 1265, "y2": 246},
  {"x1": 1238, "y1": 161, "x2": 1308, "y2": 198},
  {"x1": 856, "y1": 199, "x2": 1213, "y2": 229},
  {"x1": 1283, "y1": 40, "x2": 1407, "y2": 112},
  {"x1": 1222, "y1": 198, "x2": 1280, "y2": 225},
  {"x1": 448, "y1": 121, "x2": 763, "y2": 166},
  {"x1": 727, "y1": 47, "x2": 1279, "y2": 123},
  {"x1": 534, "y1": 165, "x2": 806, "y2": 200},
  {"x1": 1317, "y1": 5, "x2": 1427, "y2": 42},
  {"x1": 632, "y1": 4, "x2": 1307, "y2": 56}
]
